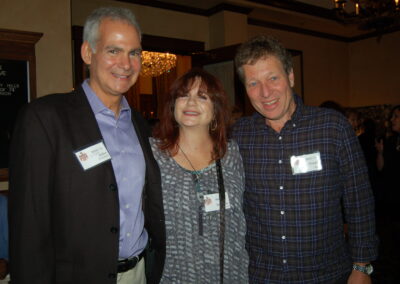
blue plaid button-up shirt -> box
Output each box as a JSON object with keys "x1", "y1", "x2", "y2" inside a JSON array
[{"x1": 232, "y1": 95, "x2": 378, "y2": 284}]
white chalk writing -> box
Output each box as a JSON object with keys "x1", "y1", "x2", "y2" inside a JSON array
[{"x1": 0, "y1": 83, "x2": 20, "y2": 96}]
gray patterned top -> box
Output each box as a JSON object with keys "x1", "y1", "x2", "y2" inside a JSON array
[{"x1": 150, "y1": 138, "x2": 249, "y2": 284}]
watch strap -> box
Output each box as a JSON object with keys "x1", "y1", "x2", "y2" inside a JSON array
[{"x1": 352, "y1": 263, "x2": 373, "y2": 275}]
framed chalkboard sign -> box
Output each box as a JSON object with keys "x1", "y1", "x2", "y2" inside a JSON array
[
  {"x1": 0, "y1": 28, "x2": 42, "y2": 181},
  {"x1": 0, "y1": 59, "x2": 30, "y2": 169}
]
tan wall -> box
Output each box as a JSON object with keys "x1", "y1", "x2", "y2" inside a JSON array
[
  {"x1": 209, "y1": 11, "x2": 248, "y2": 49},
  {"x1": 71, "y1": 0, "x2": 210, "y2": 48},
  {"x1": 247, "y1": 26, "x2": 400, "y2": 108},
  {"x1": 208, "y1": 11, "x2": 226, "y2": 49},
  {"x1": 249, "y1": 25, "x2": 350, "y2": 107},
  {"x1": 2, "y1": 0, "x2": 398, "y2": 107},
  {"x1": 0, "y1": 0, "x2": 73, "y2": 97},
  {"x1": 349, "y1": 31, "x2": 400, "y2": 107}
]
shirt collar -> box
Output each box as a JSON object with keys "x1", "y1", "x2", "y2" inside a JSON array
[
  {"x1": 251, "y1": 93, "x2": 304, "y2": 130},
  {"x1": 290, "y1": 94, "x2": 304, "y2": 123},
  {"x1": 82, "y1": 79, "x2": 131, "y2": 115}
]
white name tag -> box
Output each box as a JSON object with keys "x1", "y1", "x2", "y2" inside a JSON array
[
  {"x1": 204, "y1": 192, "x2": 231, "y2": 212},
  {"x1": 290, "y1": 152, "x2": 323, "y2": 175},
  {"x1": 74, "y1": 140, "x2": 112, "y2": 171}
]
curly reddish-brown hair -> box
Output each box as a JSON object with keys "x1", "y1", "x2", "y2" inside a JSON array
[{"x1": 153, "y1": 68, "x2": 231, "y2": 160}]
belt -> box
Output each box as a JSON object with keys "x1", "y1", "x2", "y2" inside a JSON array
[{"x1": 117, "y1": 250, "x2": 146, "y2": 273}]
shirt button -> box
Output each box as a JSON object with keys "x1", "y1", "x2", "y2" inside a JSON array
[
  {"x1": 293, "y1": 123, "x2": 296, "y2": 127},
  {"x1": 283, "y1": 259, "x2": 287, "y2": 264},
  {"x1": 127, "y1": 233, "x2": 131, "y2": 237},
  {"x1": 282, "y1": 235, "x2": 286, "y2": 240},
  {"x1": 279, "y1": 186, "x2": 284, "y2": 190},
  {"x1": 278, "y1": 160, "x2": 282, "y2": 164},
  {"x1": 278, "y1": 136, "x2": 282, "y2": 140},
  {"x1": 125, "y1": 204, "x2": 130, "y2": 209},
  {"x1": 280, "y1": 210, "x2": 285, "y2": 215},
  {"x1": 121, "y1": 150, "x2": 125, "y2": 154}
]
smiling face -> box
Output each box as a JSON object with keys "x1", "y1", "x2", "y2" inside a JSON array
[
  {"x1": 174, "y1": 77, "x2": 214, "y2": 131},
  {"x1": 81, "y1": 18, "x2": 142, "y2": 104},
  {"x1": 243, "y1": 55, "x2": 296, "y2": 131},
  {"x1": 391, "y1": 109, "x2": 400, "y2": 133}
]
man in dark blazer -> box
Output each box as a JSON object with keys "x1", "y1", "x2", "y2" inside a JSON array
[{"x1": 8, "y1": 7, "x2": 165, "y2": 284}]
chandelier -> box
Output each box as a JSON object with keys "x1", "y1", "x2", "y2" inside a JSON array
[
  {"x1": 140, "y1": 51, "x2": 177, "y2": 77},
  {"x1": 332, "y1": 0, "x2": 400, "y2": 32}
]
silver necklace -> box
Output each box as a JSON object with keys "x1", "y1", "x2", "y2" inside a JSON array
[
  {"x1": 177, "y1": 144, "x2": 202, "y2": 185},
  {"x1": 178, "y1": 143, "x2": 206, "y2": 236}
]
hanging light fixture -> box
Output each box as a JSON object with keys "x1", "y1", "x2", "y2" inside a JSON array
[
  {"x1": 332, "y1": 0, "x2": 400, "y2": 32},
  {"x1": 140, "y1": 51, "x2": 177, "y2": 77}
]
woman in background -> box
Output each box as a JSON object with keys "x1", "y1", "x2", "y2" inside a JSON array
[
  {"x1": 376, "y1": 105, "x2": 400, "y2": 207},
  {"x1": 375, "y1": 105, "x2": 400, "y2": 273},
  {"x1": 150, "y1": 68, "x2": 248, "y2": 283}
]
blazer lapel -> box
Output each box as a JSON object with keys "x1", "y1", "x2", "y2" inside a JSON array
[{"x1": 65, "y1": 86, "x2": 105, "y2": 151}]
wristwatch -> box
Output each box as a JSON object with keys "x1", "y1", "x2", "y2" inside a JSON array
[{"x1": 353, "y1": 263, "x2": 374, "y2": 275}]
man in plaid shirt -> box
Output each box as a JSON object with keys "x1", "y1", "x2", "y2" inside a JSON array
[{"x1": 232, "y1": 35, "x2": 378, "y2": 284}]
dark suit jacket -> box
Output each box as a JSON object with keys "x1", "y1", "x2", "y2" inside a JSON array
[{"x1": 8, "y1": 87, "x2": 165, "y2": 284}]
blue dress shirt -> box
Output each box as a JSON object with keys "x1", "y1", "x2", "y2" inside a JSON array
[{"x1": 82, "y1": 80, "x2": 147, "y2": 259}]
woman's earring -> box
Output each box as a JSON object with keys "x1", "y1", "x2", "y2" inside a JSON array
[{"x1": 210, "y1": 119, "x2": 217, "y2": 131}]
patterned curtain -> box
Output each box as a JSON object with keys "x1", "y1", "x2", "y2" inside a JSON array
[
  {"x1": 154, "y1": 55, "x2": 192, "y2": 118},
  {"x1": 153, "y1": 68, "x2": 177, "y2": 118},
  {"x1": 124, "y1": 81, "x2": 140, "y2": 111},
  {"x1": 124, "y1": 55, "x2": 192, "y2": 117}
]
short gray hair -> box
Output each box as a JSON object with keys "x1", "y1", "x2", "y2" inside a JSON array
[
  {"x1": 235, "y1": 35, "x2": 293, "y2": 82},
  {"x1": 83, "y1": 6, "x2": 142, "y2": 52}
]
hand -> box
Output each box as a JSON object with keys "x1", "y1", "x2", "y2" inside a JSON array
[
  {"x1": 375, "y1": 138, "x2": 384, "y2": 154},
  {"x1": 347, "y1": 269, "x2": 371, "y2": 284},
  {"x1": 0, "y1": 258, "x2": 8, "y2": 280}
]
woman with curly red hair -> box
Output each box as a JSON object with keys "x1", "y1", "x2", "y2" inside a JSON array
[{"x1": 150, "y1": 68, "x2": 248, "y2": 283}]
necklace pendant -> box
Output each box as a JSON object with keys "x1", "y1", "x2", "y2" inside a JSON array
[{"x1": 192, "y1": 173, "x2": 200, "y2": 184}]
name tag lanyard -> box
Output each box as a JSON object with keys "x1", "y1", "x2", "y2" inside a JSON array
[
  {"x1": 216, "y1": 159, "x2": 225, "y2": 284},
  {"x1": 178, "y1": 143, "x2": 225, "y2": 283}
]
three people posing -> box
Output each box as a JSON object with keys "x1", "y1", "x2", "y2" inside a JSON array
[{"x1": 9, "y1": 5, "x2": 377, "y2": 284}]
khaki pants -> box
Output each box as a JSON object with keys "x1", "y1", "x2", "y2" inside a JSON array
[{"x1": 117, "y1": 257, "x2": 146, "y2": 284}]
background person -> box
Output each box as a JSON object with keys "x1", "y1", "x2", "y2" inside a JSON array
[
  {"x1": 9, "y1": 7, "x2": 164, "y2": 284},
  {"x1": 376, "y1": 105, "x2": 400, "y2": 181},
  {"x1": 346, "y1": 109, "x2": 363, "y2": 136},
  {"x1": 150, "y1": 68, "x2": 248, "y2": 283},
  {"x1": 232, "y1": 35, "x2": 378, "y2": 284},
  {"x1": 375, "y1": 105, "x2": 400, "y2": 218},
  {"x1": 374, "y1": 105, "x2": 400, "y2": 280}
]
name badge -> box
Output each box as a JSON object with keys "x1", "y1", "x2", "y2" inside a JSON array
[
  {"x1": 74, "y1": 140, "x2": 112, "y2": 171},
  {"x1": 204, "y1": 192, "x2": 231, "y2": 212},
  {"x1": 290, "y1": 152, "x2": 323, "y2": 175}
]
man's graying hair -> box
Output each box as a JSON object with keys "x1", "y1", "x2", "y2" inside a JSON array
[
  {"x1": 235, "y1": 35, "x2": 293, "y2": 82},
  {"x1": 83, "y1": 6, "x2": 142, "y2": 52}
]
